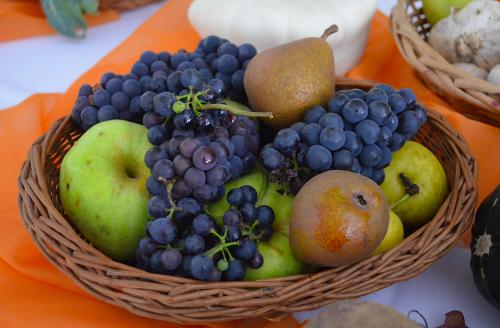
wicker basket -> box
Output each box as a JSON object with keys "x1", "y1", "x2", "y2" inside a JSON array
[
  {"x1": 18, "y1": 78, "x2": 477, "y2": 323},
  {"x1": 390, "y1": 0, "x2": 500, "y2": 128},
  {"x1": 99, "y1": 0, "x2": 162, "y2": 11}
]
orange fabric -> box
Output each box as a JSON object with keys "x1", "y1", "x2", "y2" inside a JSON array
[
  {"x1": 0, "y1": 0, "x2": 119, "y2": 42},
  {"x1": 0, "y1": 0, "x2": 498, "y2": 327}
]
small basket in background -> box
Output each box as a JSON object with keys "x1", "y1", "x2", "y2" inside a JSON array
[
  {"x1": 390, "y1": 0, "x2": 500, "y2": 128},
  {"x1": 99, "y1": 0, "x2": 162, "y2": 11}
]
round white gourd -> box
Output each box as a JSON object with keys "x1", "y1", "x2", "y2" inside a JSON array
[{"x1": 188, "y1": 0, "x2": 377, "y2": 75}]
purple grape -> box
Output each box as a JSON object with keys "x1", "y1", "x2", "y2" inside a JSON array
[
  {"x1": 160, "y1": 248, "x2": 182, "y2": 271},
  {"x1": 152, "y1": 159, "x2": 175, "y2": 181},
  {"x1": 173, "y1": 154, "x2": 193, "y2": 176},
  {"x1": 184, "y1": 167, "x2": 206, "y2": 189},
  {"x1": 223, "y1": 209, "x2": 243, "y2": 226},
  {"x1": 147, "y1": 217, "x2": 176, "y2": 244},
  {"x1": 180, "y1": 137, "x2": 203, "y2": 158},
  {"x1": 304, "y1": 106, "x2": 326, "y2": 123},
  {"x1": 206, "y1": 165, "x2": 230, "y2": 186},
  {"x1": 193, "y1": 183, "x2": 218, "y2": 202},
  {"x1": 172, "y1": 179, "x2": 192, "y2": 200},
  {"x1": 192, "y1": 146, "x2": 218, "y2": 170}
]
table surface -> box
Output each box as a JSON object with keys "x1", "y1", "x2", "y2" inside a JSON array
[{"x1": 1, "y1": 1, "x2": 499, "y2": 327}]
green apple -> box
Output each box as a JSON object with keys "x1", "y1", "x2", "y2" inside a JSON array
[
  {"x1": 59, "y1": 120, "x2": 152, "y2": 261},
  {"x1": 246, "y1": 180, "x2": 307, "y2": 280},
  {"x1": 423, "y1": 0, "x2": 473, "y2": 25},
  {"x1": 207, "y1": 168, "x2": 307, "y2": 280},
  {"x1": 208, "y1": 169, "x2": 267, "y2": 225},
  {"x1": 381, "y1": 141, "x2": 448, "y2": 230}
]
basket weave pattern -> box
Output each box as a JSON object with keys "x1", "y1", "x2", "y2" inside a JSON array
[
  {"x1": 390, "y1": 0, "x2": 500, "y2": 127},
  {"x1": 99, "y1": 0, "x2": 162, "y2": 11},
  {"x1": 18, "y1": 79, "x2": 477, "y2": 323}
]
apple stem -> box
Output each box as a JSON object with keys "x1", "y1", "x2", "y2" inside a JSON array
[{"x1": 200, "y1": 103, "x2": 273, "y2": 118}]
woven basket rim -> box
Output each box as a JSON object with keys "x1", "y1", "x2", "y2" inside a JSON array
[
  {"x1": 389, "y1": 0, "x2": 500, "y2": 127},
  {"x1": 99, "y1": 0, "x2": 162, "y2": 11},
  {"x1": 18, "y1": 77, "x2": 478, "y2": 323}
]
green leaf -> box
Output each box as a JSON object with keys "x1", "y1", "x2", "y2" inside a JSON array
[
  {"x1": 82, "y1": 0, "x2": 99, "y2": 15},
  {"x1": 41, "y1": 0, "x2": 99, "y2": 38}
]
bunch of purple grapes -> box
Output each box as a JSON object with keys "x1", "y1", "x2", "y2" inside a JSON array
[
  {"x1": 70, "y1": 35, "x2": 256, "y2": 130},
  {"x1": 143, "y1": 80, "x2": 261, "y2": 203},
  {"x1": 136, "y1": 185, "x2": 274, "y2": 281},
  {"x1": 71, "y1": 72, "x2": 146, "y2": 129},
  {"x1": 260, "y1": 85, "x2": 427, "y2": 193},
  {"x1": 193, "y1": 35, "x2": 256, "y2": 102}
]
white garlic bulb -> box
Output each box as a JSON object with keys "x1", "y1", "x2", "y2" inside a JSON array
[
  {"x1": 428, "y1": 0, "x2": 500, "y2": 71},
  {"x1": 487, "y1": 65, "x2": 500, "y2": 86}
]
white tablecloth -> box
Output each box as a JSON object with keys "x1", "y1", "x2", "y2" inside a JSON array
[{"x1": 1, "y1": 1, "x2": 499, "y2": 326}]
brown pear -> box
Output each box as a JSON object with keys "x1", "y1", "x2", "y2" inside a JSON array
[
  {"x1": 244, "y1": 25, "x2": 338, "y2": 129},
  {"x1": 290, "y1": 170, "x2": 389, "y2": 267}
]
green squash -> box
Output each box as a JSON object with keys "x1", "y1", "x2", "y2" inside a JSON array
[
  {"x1": 470, "y1": 185, "x2": 500, "y2": 310},
  {"x1": 41, "y1": 0, "x2": 99, "y2": 38}
]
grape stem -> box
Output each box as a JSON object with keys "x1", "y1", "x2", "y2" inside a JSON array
[
  {"x1": 210, "y1": 228, "x2": 227, "y2": 242},
  {"x1": 158, "y1": 177, "x2": 181, "y2": 218},
  {"x1": 175, "y1": 86, "x2": 273, "y2": 118},
  {"x1": 200, "y1": 103, "x2": 273, "y2": 118},
  {"x1": 209, "y1": 228, "x2": 237, "y2": 260},
  {"x1": 242, "y1": 220, "x2": 262, "y2": 242},
  {"x1": 205, "y1": 241, "x2": 239, "y2": 258}
]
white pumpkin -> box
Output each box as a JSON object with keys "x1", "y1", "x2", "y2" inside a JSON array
[{"x1": 188, "y1": 0, "x2": 377, "y2": 75}]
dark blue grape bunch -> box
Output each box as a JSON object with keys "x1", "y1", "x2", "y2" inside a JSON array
[
  {"x1": 71, "y1": 34, "x2": 258, "y2": 130},
  {"x1": 259, "y1": 84, "x2": 427, "y2": 191},
  {"x1": 139, "y1": 185, "x2": 275, "y2": 281},
  {"x1": 143, "y1": 95, "x2": 268, "y2": 204},
  {"x1": 222, "y1": 186, "x2": 275, "y2": 273},
  {"x1": 136, "y1": 195, "x2": 219, "y2": 277},
  {"x1": 194, "y1": 35, "x2": 257, "y2": 102},
  {"x1": 71, "y1": 50, "x2": 175, "y2": 130},
  {"x1": 226, "y1": 186, "x2": 274, "y2": 241},
  {"x1": 71, "y1": 72, "x2": 145, "y2": 130}
]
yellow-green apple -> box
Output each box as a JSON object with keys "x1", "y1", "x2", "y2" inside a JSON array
[
  {"x1": 381, "y1": 141, "x2": 448, "y2": 230},
  {"x1": 423, "y1": 0, "x2": 473, "y2": 25},
  {"x1": 59, "y1": 120, "x2": 152, "y2": 261}
]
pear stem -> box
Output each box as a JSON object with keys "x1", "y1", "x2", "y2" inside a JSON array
[
  {"x1": 321, "y1": 24, "x2": 339, "y2": 40},
  {"x1": 391, "y1": 194, "x2": 411, "y2": 210}
]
